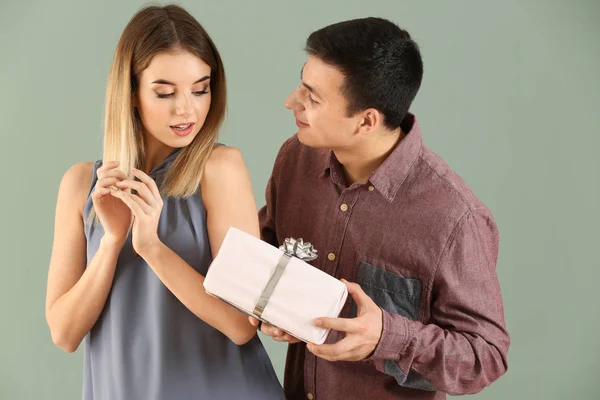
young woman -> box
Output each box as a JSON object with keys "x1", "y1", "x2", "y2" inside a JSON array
[{"x1": 45, "y1": 5, "x2": 283, "y2": 399}]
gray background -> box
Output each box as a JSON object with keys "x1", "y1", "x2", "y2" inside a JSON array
[{"x1": 1, "y1": 0, "x2": 599, "y2": 398}]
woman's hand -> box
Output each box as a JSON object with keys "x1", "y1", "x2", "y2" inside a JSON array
[
  {"x1": 91, "y1": 161, "x2": 131, "y2": 244},
  {"x1": 111, "y1": 168, "x2": 163, "y2": 256}
]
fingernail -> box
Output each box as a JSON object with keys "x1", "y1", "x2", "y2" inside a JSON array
[{"x1": 314, "y1": 319, "x2": 322, "y2": 326}]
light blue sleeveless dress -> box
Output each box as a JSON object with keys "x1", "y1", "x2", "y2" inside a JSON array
[{"x1": 81, "y1": 148, "x2": 284, "y2": 400}]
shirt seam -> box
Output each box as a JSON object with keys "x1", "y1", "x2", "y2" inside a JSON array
[
  {"x1": 471, "y1": 209, "x2": 494, "y2": 271},
  {"x1": 419, "y1": 154, "x2": 474, "y2": 211},
  {"x1": 431, "y1": 208, "x2": 471, "y2": 283}
]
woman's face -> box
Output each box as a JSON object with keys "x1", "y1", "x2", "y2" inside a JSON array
[{"x1": 135, "y1": 49, "x2": 212, "y2": 149}]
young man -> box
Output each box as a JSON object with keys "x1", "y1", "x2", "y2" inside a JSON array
[{"x1": 252, "y1": 17, "x2": 509, "y2": 400}]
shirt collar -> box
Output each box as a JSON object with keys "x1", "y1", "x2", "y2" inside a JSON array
[
  {"x1": 149, "y1": 147, "x2": 182, "y2": 179},
  {"x1": 323, "y1": 113, "x2": 422, "y2": 202}
]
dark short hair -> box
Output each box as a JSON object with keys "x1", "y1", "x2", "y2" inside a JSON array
[{"x1": 306, "y1": 17, "x2": 423, "y2": 131}]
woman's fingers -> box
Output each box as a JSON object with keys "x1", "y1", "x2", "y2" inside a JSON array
[
  {"x1": 97, "y1": 169, "x2": 128, "y2": 182},
  {"x1": 96, "y1": 161, "x2": 128, "y2": 181},
  {"x1": 115, "y1": 179, "x2": 156, "y2": 207},
  {"x1": 95, "y1": 177, "x2": 121, "y2": 189},
  {"x1": 110, "y1": 190, "x2": 148, "y2": 217},
  {"x1": 91, "y1": 187, "x2": 111, "y2": 203},
  {"x1": 131, "y1": 168, "x2": 162, "y2": 200}
]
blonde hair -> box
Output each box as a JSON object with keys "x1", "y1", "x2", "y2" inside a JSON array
[{"x1": 103, "y1": 4, "x2": 226, "y2": 197}]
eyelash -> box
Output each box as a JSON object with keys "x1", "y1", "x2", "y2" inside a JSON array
[
  {"x1": 305, "y1": 91, "x2": 317, "y2": 104},
  {"x1": 156, "y1": 90, "x2": 209, "y2": 99}
]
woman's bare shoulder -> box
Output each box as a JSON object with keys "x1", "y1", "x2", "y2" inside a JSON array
[{"x1": 57, "y1": 162, "x2": 95, "y2": 216}]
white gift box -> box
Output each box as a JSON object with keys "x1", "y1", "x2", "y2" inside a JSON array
[{"x1": 203, "y1": 227, "x2": 348, "y2": 345}]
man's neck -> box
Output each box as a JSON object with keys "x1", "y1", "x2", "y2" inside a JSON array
[{"x1": 335, "y1": 129, "x2": 405, "y2": 186}]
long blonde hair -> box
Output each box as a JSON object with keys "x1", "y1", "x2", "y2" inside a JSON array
[{"x1": 103, "y1": 4, "x2": 226, "y2": 197}]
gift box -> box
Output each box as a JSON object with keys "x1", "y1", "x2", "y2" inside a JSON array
[{"x1": 203, "y1": 227, "x2": 348, "y2": 345}]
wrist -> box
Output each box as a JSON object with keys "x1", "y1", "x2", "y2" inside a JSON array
[
  {"x1": 367, "y1": 309, "x2": 410, "y2": 362},
  {"x1": 136, "y1": 238, "x2": 164, "y2": 261},
  {"x1": 100, "y1": 234, "x2": 126, "y2": 250}
]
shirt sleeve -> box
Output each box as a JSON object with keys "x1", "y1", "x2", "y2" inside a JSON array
[{"x1": 369, "y1": 207, "x2": 510, "y2": 395}]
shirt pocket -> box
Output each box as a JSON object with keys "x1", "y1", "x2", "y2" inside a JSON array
[{"x1": 351, "y1": 260, "x2": 422, "y2": 322}]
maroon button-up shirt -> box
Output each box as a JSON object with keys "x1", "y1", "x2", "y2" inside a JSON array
[{"x1": 259, "y1": 114, "x2": 509, "y2": 399}]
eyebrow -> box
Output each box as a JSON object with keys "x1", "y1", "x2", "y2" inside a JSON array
[
  {"x1": 300, "y1": 65, "x2": 322, "y2": 99},
  {"x1": 151, "y1": 75, "x2": 210, "y2": 85}
]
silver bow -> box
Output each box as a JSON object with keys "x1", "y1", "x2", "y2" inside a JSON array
[{"x1": 279, "y1": 238, "x2": 318, "y2": 261}]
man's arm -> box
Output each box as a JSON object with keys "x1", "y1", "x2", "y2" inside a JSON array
[
  {"x1": 258, "y1": 173, "x2": 278, "y2": 247},
  {"x1": 258, "y1": 138, "x2": 295, "y2": 247},
  {"x1": 311, "y1": 207, "x2": 510, "y2": 395}
]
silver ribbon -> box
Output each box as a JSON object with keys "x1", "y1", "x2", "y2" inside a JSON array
[{"x1": 253, "y1": 238, "x2": 318, "y2": 318}]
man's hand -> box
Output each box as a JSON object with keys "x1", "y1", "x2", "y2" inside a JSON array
[
  {"x1": 306, "y1": 279, "x2": 383, "y2": 362},
  {"x1": 249, "y1": 316, "x2": 302, "y2": 344}
]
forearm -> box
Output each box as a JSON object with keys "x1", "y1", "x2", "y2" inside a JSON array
[
  {"x1": 372, "y1": 310, "x2": 509, "y2": 395},
  {"x1": 46, "y1": 236, "x2": 122, "y2": 352},
  {"x1": 141, "y1": 241, "x2": 256, "y2": 345}
]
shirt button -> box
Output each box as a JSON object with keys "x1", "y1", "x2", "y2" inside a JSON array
[
  {"x1": 327, "y1": 253, "x2": 336, "y2": 261},
  {"x1": 307, "y1": 394, "x2": 314, "y2": 400},
  {"x1": 368, "y1": 185, "x2": 375, "y2": 191},
  {"x1": 340, "y1": 203, "x2": 349, "y2": 212}
]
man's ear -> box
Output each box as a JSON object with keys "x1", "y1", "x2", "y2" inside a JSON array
[{"x1": 356, "y1": 108, "x2": 381, "y2": 136}]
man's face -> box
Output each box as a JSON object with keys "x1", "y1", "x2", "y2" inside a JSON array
[{"x1": 284, "y1": 56, "x2": 359, "y2": 149}]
